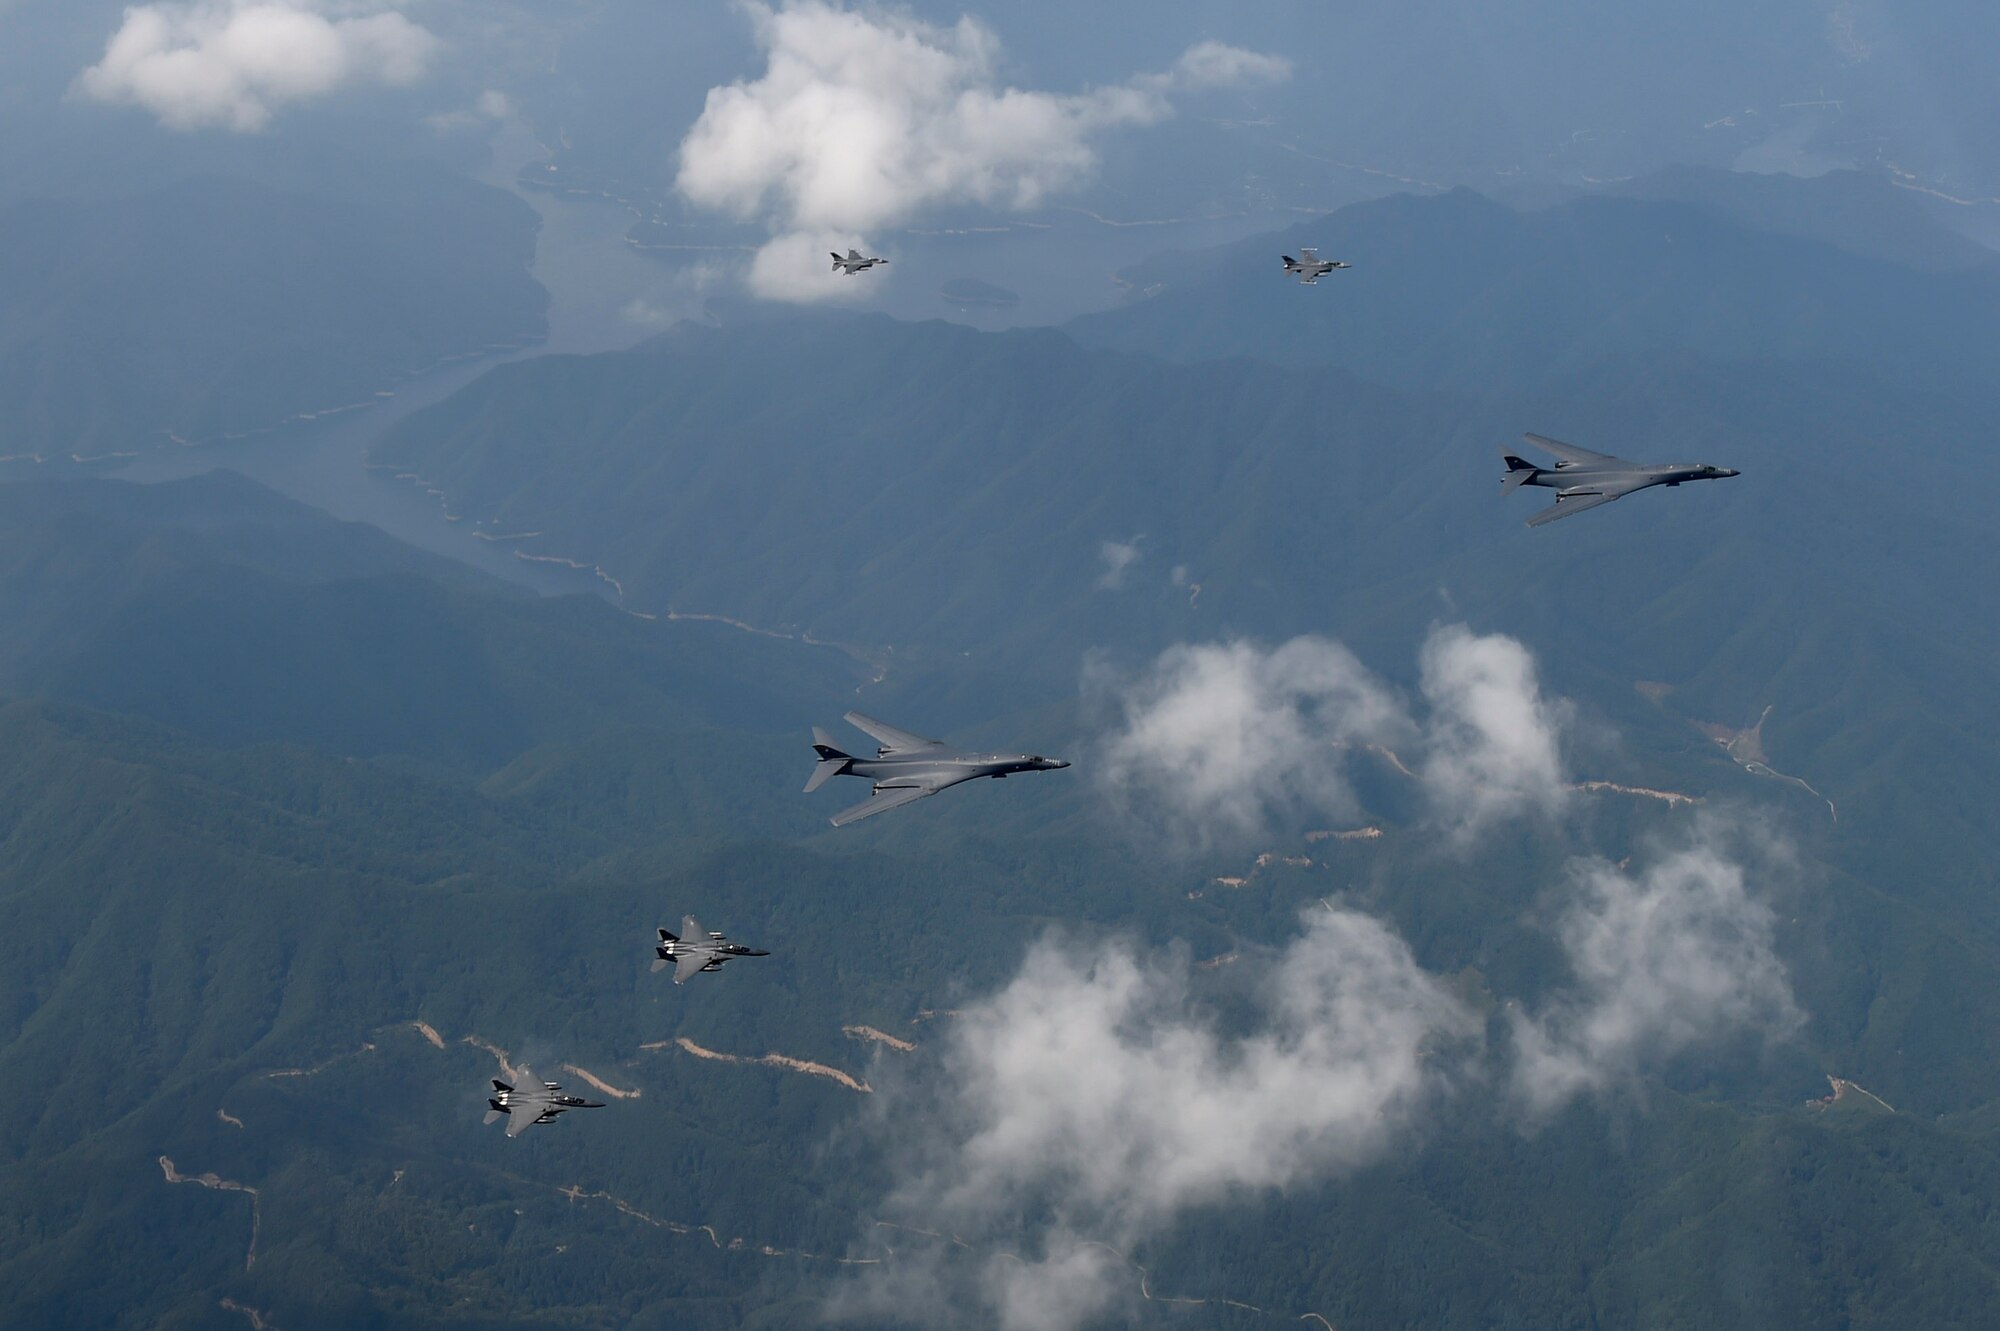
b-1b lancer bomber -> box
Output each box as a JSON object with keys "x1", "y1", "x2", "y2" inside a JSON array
[
  {"x1": 653, "y1": 917, "x2": 768, "y2": 984},
  {"x1": 1502, "y1": 433, "x2": 1738, "y2": 526},
  {"x1": 806, "y1": 711, "x2": 1070, "y2": 826},
  {"x1": 483, "y1": 1067, "x2": 604, "y2": 1137},
  {"x1": 831, "y1": 248, "x2": 887, "y2": 274},
  {"x1": 1282, "y1": 248, "x2": 1350, "y2": 284}
]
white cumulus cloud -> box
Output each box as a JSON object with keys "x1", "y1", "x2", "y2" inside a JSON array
[
  {"x1": 839, "y1": 823, "x2": 1804, "y2": 1327},
  {"x1": 77, "y1": 1, "x2": 440, "y2": 132},
  {"x1": 1418, "y1": 623, "x2": 1574, "y2": 840},
  {"x1": 1510, "y1": 817, "x2": 1804, "y2": 1114},
  {"x1": 676, "y1": 1, "x2": 1288, "y2": 301},
  {"x1": 1094, "y1": 635, "x2": 1411, "y2": 845},
  {"x1": 1095, "y1": 625, "x2": 1571, "y2": 846},
  {"x1": 844, "y1": 905, "x2": 1477, "y2": 1331}
]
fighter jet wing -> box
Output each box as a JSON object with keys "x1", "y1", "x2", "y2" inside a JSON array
[
  {"x1": 830, "y1": 783, "x2": 936, "y2": 826},
  {"x1": 1523, "y1": 433, "x2": 1626, "y2": 467},
  {"x1": 844, "y1": 711, "x2": 948, "y2": 755},
  {"x1": 684, "y1": 958, "x2": 728, "y2": 984},
  {"x1": 505, "y1": 1079, "x2": 545, "y2": 1136},
  {"x1": 1299, "y1": 248, "x2": 1318, "y2": 261},
  {"x1": 1525, "y1": 490, "x2": 1622, "y2": 527}
]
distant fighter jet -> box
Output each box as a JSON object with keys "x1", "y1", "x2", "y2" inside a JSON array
[
  {"x1": 483, "y1": 1066, "x2": 603, "y2": 1137},
  {"x1": 806, "y1": 711, "x2": 1070, "y2": 826},
  {"x1": 832, "y1": 248, "x2": 887, "y2": 274},
  {"x1": 653, "y1": 916, "x2": 769, "y2": 984},
  {"x1": 1281, "y1": 248, "x2": 1349, "y2": 284},
  {"x1": 1502, "y1": 433, "x2": 1739, "y2": 527}
]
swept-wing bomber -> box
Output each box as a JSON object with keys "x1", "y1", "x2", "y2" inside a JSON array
[
  {"x1": 832, "y1": 248, "x2": 887, "y2": 274},
  {"x1": 653, "y1": 916, "x2": 769, "y2": 984},
  {"x1": 806, "y1": 711, "x2": 1070, "y2": 826},
  {"x1": 1502, "y1": 433, "x2": 1738, "y2": 526},
  {"x1": 483, "y1": 1066, "x2": 603, "y2": 1137},
  {"x1": 1282, "y1": 248, "x2": 1349, "y2": 284}
]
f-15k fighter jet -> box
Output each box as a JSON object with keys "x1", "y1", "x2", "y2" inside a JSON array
[
  {"x1": 653, "y1": 917, "x2": 769, "y2": 984},
  {"x1": 831, "y1": 248, "x2": 887, "y2": 274},
  {"x1": 806, "y1": 711, "x2": 1070, "y2": 826},
  {"x1": 1281, "y1": 248, "x2": 1350, "y2": 284},
  {"x1": 1502, "y1": 433, "x2": 1738, "y2": 526},
  {"x1": 483, "y1": 1067, "x2": 603, "y2": 1137}
]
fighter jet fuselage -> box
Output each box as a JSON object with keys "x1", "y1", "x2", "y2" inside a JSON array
[
  {"x1": 654, "y1": 917, "x2": 769, "y2": 983},
  {"x1": 832, "y1": 249, "x2": 886, "y2": 274},
  {"x1": 1282, "y1": 248, "x2": 1350, "y2": 284},
  {"x1": 483, "y1": 1066, "x2": 604, "y2": 1136}
]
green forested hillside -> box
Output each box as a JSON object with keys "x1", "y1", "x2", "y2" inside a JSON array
[{"x1": 0, "y1": 475, "x2": 1998, "y2": 1327}]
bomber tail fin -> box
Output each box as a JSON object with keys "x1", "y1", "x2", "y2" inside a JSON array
[
  {"x1": 806, "y1": 727, "x2": 853, "y2": 792},
  {"x1": 1500, "y1": 452, "x2": 1539, "y2": 493}
]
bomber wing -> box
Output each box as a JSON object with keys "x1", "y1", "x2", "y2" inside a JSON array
[
  {"x1": 844, "y1": 711, "x2": 949, "y2": 755},
  {"x1": 1522, "y1": 433, "x2": 1627, "y2": 468},
  {"x1": 1526, "y1": 490, "x2": 1622, "y2": 527},
  {"x1": 830, "y1": 783, "x2": 936, "y2": 827}
]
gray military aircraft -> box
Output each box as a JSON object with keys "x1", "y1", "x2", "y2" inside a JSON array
[
  {"x1": 483, "y1": 1066, "x2": 603, "y2": 1138},
  {"x1": 1502, "y1": 433, "x2": 1739, "y2": 527},
  {"x1": 806, "y1": 711, "x2": 1070, "y2": 826},
  {"x1": 653, "y1": 916, "x2": 769, "y2": 984},
  {"x1": 831, "y1": 248, "x2": 887, "y2": 274},
  {"x1": 1281, "y1": 248, "x2": 1349, "y2": 284}
]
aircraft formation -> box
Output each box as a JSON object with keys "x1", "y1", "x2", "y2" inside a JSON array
[{"x1": 474, "y1": 236, "x2": 1740, "y2": 1133}]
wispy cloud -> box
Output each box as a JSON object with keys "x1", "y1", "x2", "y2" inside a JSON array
[
  {"x1": 1510, "y1": 815, "x2": 1804, "y2": 1115},
  {"x1": 76, "y1": 1, "x2": 439, "y2": 132},
  {"x1": 1094, "y1": 537, "x2": 1142, "y2": 590},
  {"x1": 1418, "y1": 623, "x2": 1573, "y2": 840},
  {"x1": 675, "y1": 1, "x2": 1289, "y2": 301}
]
